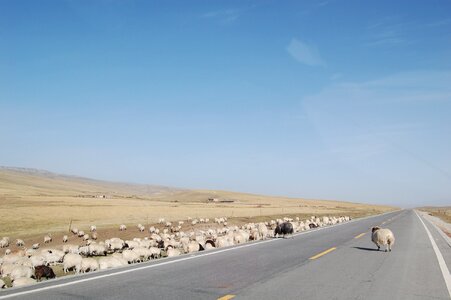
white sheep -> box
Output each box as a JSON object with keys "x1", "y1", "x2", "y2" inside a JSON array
[
  {"x1": 62, "y1": 244, "x2": 80, "y2": 254},
  {"x1": 167, "y1": 248, "x2": 181, "y2": 257},
  {"x1": 91, "y1": 232, "x2": 98, "y2": 240},
  {"x1": 78, "y1": 231, "x2": 85, "y2": 237},
  {"x1": 98, "y1": 256, "x2": 127, "y2": 270},
  {"x1": 63, "y1": 235, "x2": 68, "y2": 243},
  {"x1": 71, "y1": 228, "x2": 79, "y2": 235},
  {"x1": 0, "y1": 263, "x2": 16, "y2": 277},
  {"x1": 0, "y1": 237, "x2": 9, "y2": 248},
  {"x1": 63, "y1": 253, "x2": 82, "y2": 273},
  {"x1": 16, "y1": 239, "x2": 25, "y2": 246},
  {"x1": 10, "y1": 266, "x2": 33, "y2": 280},
  {"x1": 81, "y1": 257, "x2": 99, "y2": 273},
  {"x1": 122, "y1": 249, "x2": 140, "y2": 263},
  {"x1": 44, "y1": 234, "x2": 52, "y2": 243},
  {"x1": 89, "y1": 243, "x2": 107, "y2": 256},
  {"x1": 371, "y1": 226, "x2": 395, "y2": 252},
  {"x1": 30, "y1": 255, "x2": 46, "y2": 267},
  {"x1": 5, "y1": 249, "x2": 11, "y2": 255},
  {"x1": 83, "y1": 234, "x2": 90, "y2": 241},
  {"x1": 90, "y1": 225, "x2": 97, "y2": 232},
  {"x1": 32, "y1": 243, "x2": 40, "y2": 249},
  {"x1": 12, "y1": 277, "x2": 36, "y2": 287},
  {"x1": 119, "y1": 224, "x2": 127, "y2": 231}
]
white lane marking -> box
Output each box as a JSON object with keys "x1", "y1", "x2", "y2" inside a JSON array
[
  {"x1": 0, "y1": 210, "x2": 401, "y2": 299},
  {"x1": 415, "y1": 210, "x2": 451, "y2": 298}
]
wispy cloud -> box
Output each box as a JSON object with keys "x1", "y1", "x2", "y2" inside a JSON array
[
  {"x1": 364, "y1": 17, "x2": 414, "y2": 47},
  {"x1": 202, "y1": 9, "x2": 241, "y2": 24},
  {"x1": 286, "y1": 38, "x2": 326, "y2": 67}
]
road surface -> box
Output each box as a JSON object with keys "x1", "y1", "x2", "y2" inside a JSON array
[{"x1": 1, "y1": 209, "x2": 450, "y2": 299}]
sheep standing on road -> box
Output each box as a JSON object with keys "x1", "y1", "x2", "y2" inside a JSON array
[
  {"x1": 63, "y1": 235, "x2": 68, "y2": 243},
  {"x1": 119, "y1": 224, "x2": 127, "y2": 231},
  {"x1": 371, "y1": 227, "x2": 395, "y2": 252}
]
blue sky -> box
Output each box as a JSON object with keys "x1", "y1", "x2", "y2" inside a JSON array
[{"x1": 1, "y1": 0, "x2": 450, "y2": 207}]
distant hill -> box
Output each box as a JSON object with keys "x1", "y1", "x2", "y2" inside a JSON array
[
  {"x1": 0, "y1": 166, "x2": 183, "y2": 200},
  {"x1": 0, "y1": 166, "x2": 398, "y2": 237}
]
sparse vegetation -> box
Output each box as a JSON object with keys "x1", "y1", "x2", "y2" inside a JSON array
[{"x1": 0, "y1": 167, "x2": 397, "y2": 238}]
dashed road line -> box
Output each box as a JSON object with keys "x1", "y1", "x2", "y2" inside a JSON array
[
  {"x1": 354, "y1": 233, "x2": 366, "y2": 239},
  {"x1": 217, "y1": 294, "x2": 235, "y2": 300},
  {"x1": 310, "y1": 247, "x2": 337, "y2": 260}
]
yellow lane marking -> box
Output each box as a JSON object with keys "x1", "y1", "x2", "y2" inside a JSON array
[
  {"x1": 217, "y1": 295, "x2": 235, "y2": 300},
  {"x1": 354, "y1": 233, "x2": 366, "y2": 239},
  {"x1": 310, "y1": 247, "x2": 337, "y2": 260}
]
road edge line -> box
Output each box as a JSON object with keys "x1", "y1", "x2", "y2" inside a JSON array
[{"x1": 414, "y1": 210, "x2": 451, "y2": 298}]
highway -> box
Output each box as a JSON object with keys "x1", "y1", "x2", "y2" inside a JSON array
[{"x1": 1, "y1": 209, "x2": 450, "y2": 300}]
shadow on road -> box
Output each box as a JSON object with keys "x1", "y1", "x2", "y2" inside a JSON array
[{"x1": 352, "y1": 246, "x2": 379, "y2": 252}]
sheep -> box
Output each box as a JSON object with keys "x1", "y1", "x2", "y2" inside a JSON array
[
  {"x1": 32, "y1": 243, "x2": 40, "y2": 250},
  {"x1": 91, "y1": 232, "x2": 98, "y2": 240},
  {"x1": 83, "y1": 234, "x2": 90, "y2": 241},
  {"x1": 34, "y1": 265, "x2": 56, "y2": 281},
  {"x1": 62, "y1": 244, "x2": 80, "y2": 254},
  {"x1": 71, "y1": 228, "x2": 79, "y2": 235},
  {"x1": 186, "y1": 241, "x2": 204, "y2": 253},
  {"x1": 10, "y1": 266, "x2": 33, "y2": 280},
  {"x1": 63, "y1": 235, "x2": 68, "y2": 243},
  {"x1": 0, "y1": 237, "x2": 9, "y2": 248},
  {"x1": 16, "y1": 239, "x2": 25, "y2": 246},
  {"x1": 15, "y1": 257, "x2": 33, "y2": 268},
  {"x1": 81, "y1": 257, "x2": 99, "y2": 273},
  {"x1": 90, "y1": 225, "x2": 97, "y2": 232},
  {"x1": 167, "y1": 248, "x2": 181, "y2": 257},
  {"x1": 2, "y1": 253, "x2": 23, "y2": 265},
  {"x1": 78, "y1": 245, "x2": 91, "y2": 256},
  {"x1": 125, "y1": 240, "x2": 140, "y2": 250},
  {"x1": 0, "y1": 264, "x2": 16, "y2": 277},
  {"x1": 89, "y1": 243, "x2": 107, "y2": 256},
  {"x1": 44, "y1": 234, "x2": 52, "y2": 243},
  {"x1": 205, "y1": 240, "x2": 215, "y2": 250},
  {"x1": 63, "y1": 253, "x2": 82, "y2": 273},
  {"x1": 122, "y1": 249, "x2": 141, "y2": 263},
  {"x1": 138, "y1": 225, "x2": 145, "y2": 232},
  {"x1": 158, "y1": 218, "x2": 165, "y2": 224},
  {"x1": 371, "y1": 226, "x2": 395, "y2": 252},
  {"x1": 41, "y1": 249, "x2": 65, "y2": 265},
  {"x1": 119, "y1": 224, "x2": 127, "y2": 231},
  {"x1": 5, "y1": 249, "x2": 11, "y2": 255},
  {"x1": 274, "y1": 222, "x2": 294, "y2": 238},
  {"x1": 12, "y1": 277, "x2": 36, "y2": 287},
  {"x1": 30, "y1": 255, "x2": 46, "y2": 267},
  {"x1": 149, "y1": 247, "x2": 161, "y2": 259},
  {"x1": 98, "y1": 256, "x2": 127, "y2": 270},
  {"x1": 258, "y1": 223, "x2": 269, "y2": 240},
  {"x1": 78, "y1": 231, "x2": 85, "y2": 237}
]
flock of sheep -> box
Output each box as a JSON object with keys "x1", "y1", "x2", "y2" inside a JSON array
[{"x1": 0, "y1": 215, "x2": 353, "y2": 289}]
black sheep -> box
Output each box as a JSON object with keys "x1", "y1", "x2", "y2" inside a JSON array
[
  {"x1": 274, "y1": 222, "x2": 294, "y2": 238},
  {"x1": 34, "y1": 265, "x2": 56, "y2": 281}
]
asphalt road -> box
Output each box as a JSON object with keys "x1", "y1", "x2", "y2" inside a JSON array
[{"x1": 1, "y1": 209, "x2": 450, "y2": 300}]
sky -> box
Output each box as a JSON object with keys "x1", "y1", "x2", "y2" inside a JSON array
[{"x1": 1, "y1": 0, "x2": 450, "y2": 207}]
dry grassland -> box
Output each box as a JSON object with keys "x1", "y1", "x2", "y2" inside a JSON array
[
  {"x1": 419, "y1": 206, "x2": 451, "y2": 224},
  {"x1": 0, "y1": 167, "x2": 397, "y2": 240}
]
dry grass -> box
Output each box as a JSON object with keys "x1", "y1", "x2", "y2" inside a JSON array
[
  {"x1": 419, "y1": 206, "x2": 451, "y2": 224},
  {"x1": 0, "y1": 167, "x2": 397, "y2": 239}
]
